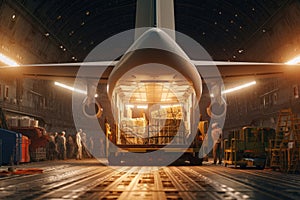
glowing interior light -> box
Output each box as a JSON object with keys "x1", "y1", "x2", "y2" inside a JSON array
[
  {"x1": 54, "y1": 81, "x2": 87, "y2": 95},
  {"x1": 137, "y1": 105, "x2": 148, "y2": 109},
  {"x1": 135, "y1": 98, "x2": 147, "y2": 102},
  {"x1": 0, "y1": 53, "x2": 19, "y2": 66},
  {"x1": 285, "y1": 55, "x2": 300, "y2": 65},
  {"x1": 209, "y1": 81, "x2": 256, "y2": 96},
  {"x1": 160, "y1": 104, "x2": 181, "y2": 109},
  {"x1": 222, "y1": 81, "x2": 256, "y2": 94},
  {"x1": 126, "y1": 104, "x2": 134, "y2": 108},
  {"x1": 160, "y1": 105, "x2": 172, "y2": 109}
]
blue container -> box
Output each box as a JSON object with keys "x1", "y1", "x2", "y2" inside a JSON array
[
  {"x1": 0, "y1": 139, "x2": 2, "y2": 166},
  {"x1": 16, "y1": 132, "x2": 22, "y2": 163},
  {"x1": 0, "y1": 128, "x2": 21, "y2": 165}
]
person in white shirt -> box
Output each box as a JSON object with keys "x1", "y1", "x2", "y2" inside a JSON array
[
  {"x1": 76, "y1": 129, "x2": 83, "y2": 160},
  {"x1": 211, "y1": 123, "x2": 223, "y2": 164}
]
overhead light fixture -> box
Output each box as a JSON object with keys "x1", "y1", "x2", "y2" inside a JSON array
[
  {"x1": 285, "y1": 55, "x2": 300, "y2": 65},
  {"x1": 55, "y1": 81, "x2": 86, "y2": 94},
  {"x1": 137, "y1": 105, "x2": 148, "y2": 109},
  {"x1": 160, "y1": 105, "x2": 172, "y2": 109},
  {"x1": 135, "y1": 98, "x2": 147, "y2": 102},
  {"x1": 223, "y1": 81, "x2": 256, "y2": 94},
  {"x1": 210, "y1": 81, "x2": 256, "y2": 97},
  {"x1": 160, "y1": 104, "x2": 181, "y2": 109},
  {"x1": 0, "y1": 52, "x2": 19, "y2": 66},
  {"x1": 54, "y1": 81, "x2": 98, "y2": 98},
  {"x1": 126, "y1": 104, "x2": 134, "y2": 108}
]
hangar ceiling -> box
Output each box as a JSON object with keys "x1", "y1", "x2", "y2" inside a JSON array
[{"x1": 13, "y1": 0, "x2": 291, "y2": 61}]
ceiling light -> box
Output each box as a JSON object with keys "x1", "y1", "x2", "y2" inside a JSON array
[
  {"x1": 126, "y1": 104, "x2": 134, "y2": 108},
  {"x1": 161, "y1": 98, "x2": 172, "y2": 102},
  {"x1": 137, "y1": 105, "x2": 148, "y2": 109},
  {"x1": 160, "y1": 105, "x2": 172, "y2": 109},
  {"x1": 54, "y1": 81, "x2": 86, "y2": 95},
  {"x1": 222, "y1": 81, "x2": 256, "y2": 94},
  {"x1": 285, "y1": 55, "x2": 300, "y2": 65},
  {"x1": 135, "y1": 98, "x2": 147, "y2": 102},
  {"x1": 55, "y1": 82, "x2": 97, "y2": 98},
  {"x1": 160, "y1": 104, "x2": 181, "y2": 109},
  {"x1": 0, "y1": 52, "x2": 19, "y2": 66},
  {"x1": 209, "y1": 81, "x2": 256, "y2": 97}
]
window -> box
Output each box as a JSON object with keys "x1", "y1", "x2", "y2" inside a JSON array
[
  {"x1": 293, "y1": 85, "x2": 299, "y2": 99},
  {"x1": 4, "y1": 85, "x2": 9, "y2": 100},
  {"x1": 273, "y1": 93, "x2": 278, "y2": 105},
  {"x1": 0, "y1": 84, "x2": 2, "y2": 100}
]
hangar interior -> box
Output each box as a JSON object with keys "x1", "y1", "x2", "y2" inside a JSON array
[
  {"x1": 0, "y1": 0, "x2": 300, "y2": 199},
  {"x1": 1, "y1": 0, "x2": 300, "y2": 133}
]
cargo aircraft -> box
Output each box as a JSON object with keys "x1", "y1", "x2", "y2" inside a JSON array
[{"x1": 1, "y1": 0, "x2": 299, "y2": 165}]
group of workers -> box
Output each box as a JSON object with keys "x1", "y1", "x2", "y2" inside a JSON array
[
  {"x1": 47, "y1": 129, "x2": 93, "y2": 160},
  {"x1": 46, "y1": 121, "x2": 223, "y2": 164}
]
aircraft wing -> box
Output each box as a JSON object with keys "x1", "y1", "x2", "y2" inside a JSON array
[
  {"x1": 0, "y1": 61, "x2": 117, "y2": 83},
  {"x1": 193, "y1": 60, "x2": 300, "y2": 82},
  {"x1": 1, "y1": 60, "x2": 299, "y2": 83}
]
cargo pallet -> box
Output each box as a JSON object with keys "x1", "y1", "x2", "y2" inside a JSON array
[{"x1": 30, "y1": 147, "x2": 47, "y2": 161}]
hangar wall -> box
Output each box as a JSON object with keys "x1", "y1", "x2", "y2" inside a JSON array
[
  {"x1": 225, "y1": 0, "x2": 300, "y2": 130},
  {"x1": 0, "y1": 1, "x2": 75, "y2": 133},
  {"x1": 237, "y1": 0, "x2": 300, "y2": 63},
  {"x1": 1, "y1": 0, "x2": 300, "y2": 132}
]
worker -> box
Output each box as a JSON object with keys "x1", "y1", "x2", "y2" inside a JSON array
[
  {"x1": 67, "y1": 135, "x2": 75, "y2": 159},
  {"x1": 48, "y1": 132, "x2": 57, "y2": 160},
  {"x1": 105, "y1": 118, "x2": 112, "y2": 141},
  {"x1": 76, "y1": 129, "x2": 83, "y2": 160},
  {"x1": 57, "y1": 131, "x2": 66, "y2": 160},
  {"x1": 88, "y1": 136, "x2": 94, "y2": 157},
  {"x1": 211, "y1": 122, "x2": 222, "y2": 164}
]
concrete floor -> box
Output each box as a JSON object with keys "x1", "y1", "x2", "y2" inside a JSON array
[{"x1": 0, "y1": 159, "x2": 299, "y2": 200}]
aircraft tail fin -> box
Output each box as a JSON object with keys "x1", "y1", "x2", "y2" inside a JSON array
[{"x1": 135, "y1": 0, "x2": 175, "y2": 40}]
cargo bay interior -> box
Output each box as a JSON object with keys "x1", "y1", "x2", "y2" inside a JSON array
[{"x1": 0, "y1": 0, "x2": 300, "y2": 200}]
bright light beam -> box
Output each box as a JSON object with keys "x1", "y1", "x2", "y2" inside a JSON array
[
  {"x1": 54, "y1": 81, "x2": 87, "y2": 95},
  {"x1": 137, "y1": 105, "x2": 148, "y2": 109},
  {"x1": 285, "y1": 55, "x2": 300, "y2": 65},
  {"x1": 222, "y1": 81, "x2": 256, "y2": 94},
  {"x1": 0, "y1": 53, "x2": 19, "y2": 66}
]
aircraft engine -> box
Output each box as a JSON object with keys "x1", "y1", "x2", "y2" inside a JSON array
[
  {"x1": 82, "y1": 97, "x2": 103, "y2": 119},
  {"x1": 206, "y1": 99, "x2": 226, "y2": 119},
  {"x1": 206, "y1": 84, "x2": 226, "y2": 119}
]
